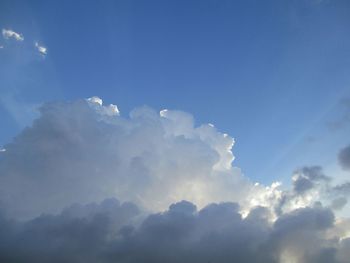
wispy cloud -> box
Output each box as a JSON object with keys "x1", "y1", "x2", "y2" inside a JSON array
[
  {"x1": 34, "y1": 41, "x2": 47, "y2": 56},
  {"x1": 2, "y1": 28, "x2": 24, "y2": 41}
]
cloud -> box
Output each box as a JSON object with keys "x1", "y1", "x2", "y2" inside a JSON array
[
  {"x1": 34, "y1": 41, "x2": 47, "y2": 56},
  {"x1": 0, "y1": 198, "x2": 349, "y2": 263},
  {"x1": 338, "y1": 145, "x2": 350, "y2": 171},
  {"x1": 0, "y1": 97, "x2": 253, "y2": 219},
  {"x1": 2, "y1": 29, "x2": 24, "y2": 41},
  {"x1": 292, "y1": 166, "x2": 330, "y2": 194},
  {"x1": 1, "y1": 97, "x2": 348, "y2": 221},
  {"x1": 0, "y1": 97, "x2": 350, "y2": 262}
]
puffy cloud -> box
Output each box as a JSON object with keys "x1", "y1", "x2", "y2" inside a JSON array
[
  {"x1": 34, "y1": 41, "x2": 47, "y2": 56},
  {"x1": 0, "y1": 97, "x2": 347, "y2": 220},
  {"x1": 0, "y1": 97, "x2": 350, "y2": 262},
  {"x1": 338, "y1": 145, "x2": 350, "y2": 171},
  {"x1": 0, "y1": 199, "x2": 348, "y2": 263},
  {"x1": 2, "y1": 28, "x2": 24, "y2": 41},
  {"x1": 0, "y1": 97, "x2": 253, "y2": 219},
  {"x1": 292, "y1": 166, "x2": 330, "y2": 194}
]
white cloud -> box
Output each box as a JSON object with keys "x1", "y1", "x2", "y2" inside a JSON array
[
  {"x1": 34, "y1": 41, "x2": 47, "y2": 56},
  {"x1": 0, "y1": 96, "x2": 350, "y2": 262},
  {"x1": 2, "y1": 29, "x2": 24, "y2": 41},
  {"x1": 0, "y1": 97, "x2": 348, "y2": 221},
  {"x1": 0, "y1": 97, "x2": 250, "y2": 219}
]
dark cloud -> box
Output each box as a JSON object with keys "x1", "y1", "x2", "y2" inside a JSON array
[
  {"x1": 331, "y1": 197, "x2": 348, "y2": 210},
  {"x1": 0, "y1": 199, "x2": 348, "y2": 263},
  {"x1": 338, "y1": 145, "x2": 350, "y2": 171},
  {"x1": 292, "y1": 166, "x2": 330, "y2": 194}
]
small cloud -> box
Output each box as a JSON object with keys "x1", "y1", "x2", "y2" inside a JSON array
[
  {"x1": 86, "y1": 96, "x2": 120, "y2": 116},
  {"x1": 34, "y1": 41, "x2": 47, "y2": 56},
  {"x1": 339, "y1": 145, "x2": 350, "y2": 171},
  {"x1": 0, "y1": 148, "x2": 6, "y2": 152},
  {"x1": 2, "y1": 29, "x2": 24, "y2": 41},
  {"x1": 0, "y1": 45, "x2": 4, "y2": 49},
  {"x1": 87, "y1": 96, "x2": 103, "y2": 106}
]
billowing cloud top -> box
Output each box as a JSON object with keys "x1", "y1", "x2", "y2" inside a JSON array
[
  {"x1": 2, "y1": 28, "x2": 24, "y2": 41},
  {"x1": 0, "y1": 97, "x2": 350, "y2": 263},
  {"x1": 0, "y1": 96, "x2": 248, "y2": 218}
]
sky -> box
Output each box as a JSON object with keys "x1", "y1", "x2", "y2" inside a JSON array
[
  {"x1": 1, "y1": 0, "x2": 350, "y2": 184},
  {"x1": 1, "y1": 1, "x2": 350, "y2": 262}
]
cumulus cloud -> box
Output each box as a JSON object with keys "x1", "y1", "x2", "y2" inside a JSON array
[
  {"x1": 0, "y1": 198, "x2": 349, "y2": 263},
  {"x1": 0, "y1": 97, "x2": 350, "y2": 262},
  {"x1": 0, "y1": 97, "x2": 255, "y2": 219},
  {"x1": 34, "y1": 41, "x2": 47, "y2": 56},
  {"x1": 2, "y1": 28, "x2": 24, "y2": 41},
  {"x1": 292, "y1": 166, "x2": 330, "y2": 194}
]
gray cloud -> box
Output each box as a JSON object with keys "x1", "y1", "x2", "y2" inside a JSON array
[
  {"x1": 1, "y1": 97, "x2": 350, "y2": 262},
  {"x1": 292, "y1": 166, "x2": 330, "y2": 194},
  {"x1": 338, "y1": 145, "x2": 350, "y2": 171},
  {"x1": 0, "y1": 199, "x2": 348, "y2": 263}
]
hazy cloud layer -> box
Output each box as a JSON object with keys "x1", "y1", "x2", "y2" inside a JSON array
[{"x1": 0, "y1": 97, "x2": 350, "y2": 262}]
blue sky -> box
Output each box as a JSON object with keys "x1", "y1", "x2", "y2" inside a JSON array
[{"x1": 1, "y1": 0, "x2": 350, "y2": 184}]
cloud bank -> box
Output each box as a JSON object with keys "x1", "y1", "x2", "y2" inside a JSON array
[
  {"x1": 0, "y1": 97, "x2": 350, "y2": 262},
  {"x1": 0, "y1": 198, "x2": 349, "y2": 263}
]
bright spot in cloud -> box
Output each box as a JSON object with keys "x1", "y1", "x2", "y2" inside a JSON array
[{"x1": 87, "y1": 96, "x2": 103, "y2": 106}]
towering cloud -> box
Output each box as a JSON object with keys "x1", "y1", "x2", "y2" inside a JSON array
[
  {"x1": 0, "y1": 97, "x2": 349, "y2": 262},
  {"x1": 0, "y1": 97, "x2": 253, "y2": 219}
]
